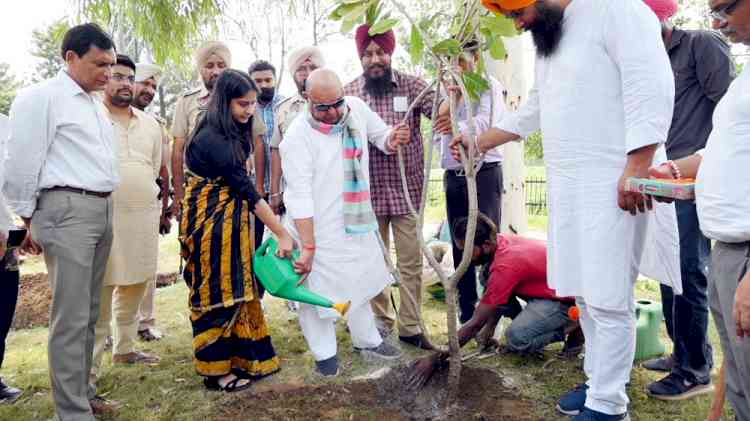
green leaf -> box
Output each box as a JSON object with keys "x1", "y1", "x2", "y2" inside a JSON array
[
  {"x1": 479, "y1": 14, "x2": 518, "y2": 37},
  {"x1": 432, "y1": 39, "x2": 462, "y2": 57},
  {"x1": 409, "y1": 25, "x2": 424, "y2": 65},
  {"x1": 330, "y1": 1, "x2": 368, "y2": 21},
  {"x1": 341, "y1": 1, "x2": 371, "y2": 23},
  {"x1": 341, "y1": 18, "x2": 358, "y2": 34},
  {"x1": 462, "y1": 71, "x2": 491, "y2": 103},
  {"x1": 488, "y1": 37, "x2": 507, "y2": 60},
  {"x1": 365, "y1": 2, "x2": 382, "y2": 26},
  {"x1": 369, "y1": 18, "x2": 398, "y2": 35}
]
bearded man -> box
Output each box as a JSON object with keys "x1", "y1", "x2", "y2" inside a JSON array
[
  {"x1": 343, "y1": 25, "x2": 437, "y2": 350},
  {"x1": 459, "y1": 1, "x2": 681, "y2": 419},
  {"x1": 91, "y1": 55, "x2": 162, "y2": 392},
  {"x1": 131, "y1": 63, "x2": 171, "y2": 341},
  {"x1": 269, "y1": 46, "x2": 325, "y2": 215},
  {"x1": 170, "y1": 41, "x2": 265, "y2": 218}
]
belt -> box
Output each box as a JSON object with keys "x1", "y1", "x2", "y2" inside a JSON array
[
  {"x1": 446, "y1": 161, "x2": 500, "y2": 177},
  {"x1": 43, "y1": 186, "x2": 112, "y2": 198}
]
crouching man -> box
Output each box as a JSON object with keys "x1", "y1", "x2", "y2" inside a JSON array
[{"x1": 409, "y1": 214, "x2": 582, "y2": 385}]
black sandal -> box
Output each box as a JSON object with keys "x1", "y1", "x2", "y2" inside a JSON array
[{"x1": 203, "y1": 376, "x2": 252, "y2": 393}]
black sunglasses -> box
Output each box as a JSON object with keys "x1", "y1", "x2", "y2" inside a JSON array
[{"x1": 312, "y1": 98, "x2": 345, "y2": 112}]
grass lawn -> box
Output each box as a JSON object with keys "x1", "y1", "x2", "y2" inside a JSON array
[{"x1": 0, "y1": 166, "x2": 734, "y2": 420}]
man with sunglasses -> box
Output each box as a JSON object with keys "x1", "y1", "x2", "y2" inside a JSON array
[
  {"x1": 280, "y1": 69, "x2": 410, "y2": 376},
  {"x1": 648, "y1": 0, "x2": 750, "y2": 418},
  {"x1": 343, "y1": 24, "x2": 438, "y2": 351},
  {"x1": 461, "y1": 1, "x2": 680, "y2": 419},
  {"x1": 640, "y1": 0, "x2": 735, "y2": 402}
]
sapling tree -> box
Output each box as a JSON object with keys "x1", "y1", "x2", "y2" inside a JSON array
[{"x1": 330, "y1": 0, "x2": 516, "y2": 404}]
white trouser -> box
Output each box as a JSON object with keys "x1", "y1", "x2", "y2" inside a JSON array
[
  {"x1": 578, "y1": 297, "x2": 636, "y2": 415},
  {"x1": 298, "y1": 301, "x2": 382, "y2": 361}
]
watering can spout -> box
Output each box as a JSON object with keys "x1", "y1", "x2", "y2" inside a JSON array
[{"x1": 333, "y1": 301, "x2": 351, "y2": 316}]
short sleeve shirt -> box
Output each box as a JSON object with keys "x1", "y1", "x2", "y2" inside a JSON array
[
  {"x1": 171, "y1": 86, "x2": 266, "y2": 142},
  {"x1": 270, "y1": 94, "x2": 307, "y2": 148},
  {"x1": 481, "y1": 234, "x2": 573, "y2": 306}
]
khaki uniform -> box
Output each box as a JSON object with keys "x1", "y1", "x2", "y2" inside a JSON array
[
  {"x1": 92, "y1": 108, "x2": 162, "y2": 377},
  {"x1": 172, "y1": 86, "x2": 266, "y2": 144},
  {"x1": 270, "y1": 94, "x2": 306, "y2": 149}
]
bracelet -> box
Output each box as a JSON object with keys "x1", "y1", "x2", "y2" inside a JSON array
[
  {"x1": 665, "y1": 160, "x2": 682, "y2": 179},
  {"x1": 303, "y1": 243, "x2": 316, "y2": 251},
  {"x1": 269, "y1": 192, "x2": 283, "y2": 198}
]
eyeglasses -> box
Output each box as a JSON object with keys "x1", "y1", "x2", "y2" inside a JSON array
[
  {"x1": 506, "y1": 9, "x2": 525, "y2": 19},
  {"x1": 312, "y1": 98, "x2": 345, "y2": 112},
  {"x1": 708, "y1": 0, "x2": 743, "y2": 23},
  {"x1": 111, "y1": 73, "x2": 135, "y2": 84}
]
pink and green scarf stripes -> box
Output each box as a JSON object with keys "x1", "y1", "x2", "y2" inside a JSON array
[{"x1": 307, "y1": 105, "x2": 379, "y2": 235}]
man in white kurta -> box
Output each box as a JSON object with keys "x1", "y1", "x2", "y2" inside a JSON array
[
  {"x1": 471, "y1": 1, "x2": 678, "y2": 419},
  {"x1": 280, "y1": 69, "x2": 407, "y2": 376},
  {"x1": 91, "y1": 56, "x2": 161, "y2": 383}
]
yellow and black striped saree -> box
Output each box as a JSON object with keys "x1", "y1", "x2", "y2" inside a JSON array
[{"x1": 179, "y1": 174, "x2": 279, "y2": 378}]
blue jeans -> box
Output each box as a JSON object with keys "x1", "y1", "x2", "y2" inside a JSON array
[
  {"x1": 499, "y1": 297, "x2": 570, "y2": 354},
  {"x1": 659, "y1": 200, "x2": 713, "y2": 383}
]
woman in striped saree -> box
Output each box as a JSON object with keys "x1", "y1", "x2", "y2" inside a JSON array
[{"x1": 180, "y1": 69, "x2": 294, "y2": 392}]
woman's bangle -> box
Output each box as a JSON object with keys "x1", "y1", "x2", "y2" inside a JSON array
[
  {"x1": 665, "y1": 160, "x2": 682, "y2": 179},
  {"x1": 303, "y1": 243, "x2": 316, "y2": 251},
  {"x1": 269, "y1": 192, "x2": 283, "y2": 198}
]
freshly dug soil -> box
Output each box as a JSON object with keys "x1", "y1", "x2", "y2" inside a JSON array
[
  {"x1": 12, "y1": 272, "x2": 180, "y2": 330},
  {"x1": 216, "y1": 365, "x2": 536, "y2": 421}
]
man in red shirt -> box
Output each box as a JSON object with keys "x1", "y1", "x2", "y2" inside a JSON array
[{"x1": 410, "y1": 214, "x2": 582, "y2": 384}]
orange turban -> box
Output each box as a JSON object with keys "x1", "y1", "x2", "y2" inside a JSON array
[{"x1": 481, "y1": 0, "x2": 536, "y2": 13}]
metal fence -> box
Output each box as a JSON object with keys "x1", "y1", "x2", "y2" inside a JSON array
[
  {"x1": 525, "y1": 176, "x2": 548, "y2": 215},
  {"x1": 425, "y1": 175, "x2": 548, "y2": 216}
]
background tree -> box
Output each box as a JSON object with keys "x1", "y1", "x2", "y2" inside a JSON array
[
  {"x1": 30, "y1": 19, "x2": 69, "y2": 83},
  {"x1": 0, "y1": 64, "x2": 22, "y2": 115}
]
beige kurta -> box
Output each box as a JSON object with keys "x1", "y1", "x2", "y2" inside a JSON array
[{"x1": 104, "y1": 108, "x2": 163, "y2": 286}]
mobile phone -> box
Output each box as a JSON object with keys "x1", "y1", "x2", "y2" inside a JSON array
[{"x1": 7, "y1": 228, "x2": 27, "y2": 248}]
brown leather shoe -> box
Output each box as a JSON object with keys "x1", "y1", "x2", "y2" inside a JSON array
[
  {"x1": 89, "y1": 395, "x2": 122, "y2": 416},
  {"x1": 112, "y1": 351, "x2": 160, "y2": 365}
]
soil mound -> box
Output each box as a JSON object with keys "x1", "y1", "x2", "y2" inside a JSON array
[
  {"x1": 217, "y1": 365, "x2": 535, "y2": 421},
  {"x1": 12, "y1": 272, "x2": 180, "y2": 330}
]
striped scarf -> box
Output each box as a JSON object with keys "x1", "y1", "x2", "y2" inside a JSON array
[{"x1": 307, "y1": 106, "x2": 378, "y2": 235}]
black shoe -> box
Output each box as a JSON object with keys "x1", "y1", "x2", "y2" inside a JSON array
[
  {"x1": 647, "y1": 372, "x2": 714, "y2": 401},
  {"x1": 642, "y1": 355, "x2": 673, "y2": 372},
  {"x1": 399, "y1": 333, "x2": 435, "y2": 350},
  {"x1": 0, "y1": 379, "x2": 22, "y2": 404},
  {"x1": 572, "y1": 407, "x2": 630, "y2": 420},
  {"x1": 315, "y1": 356, "x2": 339, "y2": 377}
]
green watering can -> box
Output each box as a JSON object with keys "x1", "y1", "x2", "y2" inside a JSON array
[
  {"x1": 634, "y1": 299, "x2": 665, "y2": 361},
  {"x1": 253, "y1": 237, "x2": 350, "y2": 315}
]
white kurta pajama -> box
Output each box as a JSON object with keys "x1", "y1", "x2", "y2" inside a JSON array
[
  {"x1": 495, "y1": 0, "x2": 678, "y2": 415},
  {"x1": 280, "y1": 96, "x2": 393, "y2": 361}
]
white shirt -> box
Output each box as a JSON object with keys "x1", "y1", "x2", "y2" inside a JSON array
[
  {"x1": 696, "y1": 68, "x2": 750, "y2": 243},
  {"x1": 437, "y1": 77, "x2": 507, "y2": 170},
  {"x1": 0, "y1": 114, "x2": 13, "y2": 237},
  {"x1": 280, "y1": 96, "x2": 392, "y2": 318},
  {"x1": 493, "y1": 0, "x2": 680, "y2": 309},
  {"x1": 3, "y1": 70, "x2": 119, "y2": 218}
]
